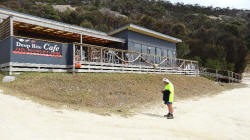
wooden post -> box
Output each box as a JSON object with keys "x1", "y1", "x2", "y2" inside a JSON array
[
  {"x1": 228, "y1": 71, "x2": 230, "y2": 83},
  {"x1": 72, "y1": 43, "x2": 75, "y2": 74},
  {"x1": 9, "y1": 17, "x2": 13, "y2": 75},
  {"x1": 80, "y1": 34, "x2": 83, "y2": 61},
  {"x1": 153, "y1": 56, "x2": 156, "y2": 64},
  {"x1": 80, "y1": 34, "x2": 83, "y2": 43},
  {"x1": 140, "y1": 54, "x2": 142, "y2": 72},
  {"x1": 88, "y1": 47, "x2": 90, "y2": 61},
  {"x1": 8, "y1": 62, "x2": 12, "y2": 75},
  {"x1": 122, "y1": 52, "x2": 124, "y2": 61},
  {"x1": 232, "y1": 72, "x2": 233, "y2": 81},
  {"x1": 216, "y1": 69, "x2": 218, "y2": 82},
  {"x1": 122, "y1": 51, "x2": 124, "y2": 72},
  {"x1": 100, "y1": 48, "x2": 103, "y2": 63},
  {"x1": 10, "y1": 16, "x2": 13, "y2": 36}
]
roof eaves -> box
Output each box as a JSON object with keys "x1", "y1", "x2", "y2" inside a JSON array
[
  {"x1": 109, "y1": 24, "x2": 182, "y2": 43},
  {"x1": 0, "y1": 8, "x2": 125, "y2": 43},
  {"x1": 0, "y1": 8, "x2": 107, "y2": 36},
  {"x1": 108, "y1": 24, "x2": 130, "y2": 35},
  {"x1": 129, "y1": 24, "x2": 182, "y2": 43}
]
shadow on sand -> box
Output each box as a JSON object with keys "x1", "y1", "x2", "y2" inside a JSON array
[{"x1": 141, "y1": 113, "x2": 165, "y2": 118}]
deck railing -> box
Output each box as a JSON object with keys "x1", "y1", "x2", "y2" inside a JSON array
[
  {"x1": 73, "y1": 43, "x2": 199, "y2": 75},
  {"x1": 200, "y1": 67, "x2": 242, "y2": 83}
]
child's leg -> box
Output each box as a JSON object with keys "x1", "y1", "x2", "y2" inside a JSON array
[{"x1": 167, "y1": 104, "x2": 173, "y2": 114}]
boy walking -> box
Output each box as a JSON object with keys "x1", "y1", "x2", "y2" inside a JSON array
[{"x1": 162, "y1": 78, "x2": 174, "y2": 119}]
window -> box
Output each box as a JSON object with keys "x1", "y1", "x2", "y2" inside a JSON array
[
  {"x1": 128, "y1": 42, "x2": 135, "y2": 49},
  {"x1": 172, "y1": 51, "x2": 176, "y2": 66},
  {"x1": 134, "y1": 43, "x2": 141, "y2": 53},
  {"x1": 173, "y1": 51, "x2": 176, "y2": 57},
  {"x1": 141, "y1": 45, "x2": 147, "y2": 54},
  {"x1": 150, "y1": 47, "x2": 155, "y2": 55},
  {"x1": 147, "y1": 47, "x2": 151, "y2": 54},
  {"x1": 147, "y1": 46, "x2": 155, "y2": 63},
  {"x1": 168, "y1": 50, "x2": 172, "y2": 58},
  {"x1": 163, "y1": 49, "x2": 168, "y2": 57},
  {"x1": 155, "y1": 48, "x2": 162, "y2": 63},
  {"x1": 156, "y1": 48, "x2": 161, "y2": 56}
]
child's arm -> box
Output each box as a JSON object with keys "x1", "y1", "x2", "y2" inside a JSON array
[{"x1": 162, "y1": 90, "x2": 170, "y2": 94}]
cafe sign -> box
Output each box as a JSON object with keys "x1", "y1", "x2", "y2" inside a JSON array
[{"x1": 13, "y1": 38, "x2": 63, "y2": 57}]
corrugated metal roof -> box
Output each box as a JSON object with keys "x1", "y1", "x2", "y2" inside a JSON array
[
  {"x1": 0, "y1": 8, "x2": 125, "y2": 43},
  {"x1": 109, "y1": 24, "x2": 182, "y2": 43}
]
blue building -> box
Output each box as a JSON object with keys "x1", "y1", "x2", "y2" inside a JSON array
[
  {"x1": 0, "y1": 8, "x2": 195, "y2": 74},
  {"x1": 109, "y1": 24, "x2": 182, "y2": 63}
]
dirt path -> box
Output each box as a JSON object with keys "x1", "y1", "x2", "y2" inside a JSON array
[{"x1": 0, "y1": 77, "x2": 250, "y2": 140}]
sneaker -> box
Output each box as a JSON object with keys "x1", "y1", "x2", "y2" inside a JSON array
[
  {"x1": 164, "y1": 113, "x2": 170, "y2": 117},
  {"x1": 164, "y1": 113, "x2": 174, "y2": 119}
]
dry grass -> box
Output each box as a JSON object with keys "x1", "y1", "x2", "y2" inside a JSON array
[{"x1": 0, "y1": 72, "x2": 238, "y2": 114}]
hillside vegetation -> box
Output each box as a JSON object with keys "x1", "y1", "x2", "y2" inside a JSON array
[
  {"x1": 0, "y1": 0, "x2": 250, "y2": 73},
  {"x1": 0, "y1": 72, "x2": 238, "y2": 114}
]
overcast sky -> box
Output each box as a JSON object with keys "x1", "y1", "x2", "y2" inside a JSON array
[{"x1": 168, "y1": 0, "x2": 250, "y2": 10}]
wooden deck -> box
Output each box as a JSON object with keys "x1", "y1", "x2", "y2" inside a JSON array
[{"x1": 71, "y1": 43, "x2": 199, "y2": 75}]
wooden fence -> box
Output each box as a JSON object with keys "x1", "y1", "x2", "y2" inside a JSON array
[
  {"x1": 73, "y1": 43, "x2": 199, "y2": 75},
  {"x1": 200, "y1": 67, "x2": 242, "y2": 83}
]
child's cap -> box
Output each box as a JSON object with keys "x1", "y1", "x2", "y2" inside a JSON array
[{"x1": 162, "y1": 78, "x2": 170, "y2": 83}]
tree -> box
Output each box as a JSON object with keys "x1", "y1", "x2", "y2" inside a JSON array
[
  {"x1": 94, "y1": 0, "x2": 101, "y2": 7},
  {"x1": 234, "y1": 45, "x2": 248, "y2": 73},
  {"x1": 171, "y1": 23, "x2": 187, "y2": 36},
  {"x1": 95, "y1": 24, "x2": 109, "y2": 32},
  {"x1": 176, "y1": 43, "x2": 190, "y2": 58},
  {"x1": 138, "y1": 15, "x2": 155, "y2": 29},
  {"x1": 8, "y1": 0, "x2": 20, "y2": 9},
  {"x1": 224, "y1": 22, "x2": 241, "y2": 36},
  {"x1": 80, "y1": 20, "x2": 94, "y2": 29},
  {"x1": 205, "y1": 59, "x2": 223, "y2": 70}
]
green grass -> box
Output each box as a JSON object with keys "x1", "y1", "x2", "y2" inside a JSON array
[{"x1": 0, "y1": 71, "x2": 7, "y2": 80}]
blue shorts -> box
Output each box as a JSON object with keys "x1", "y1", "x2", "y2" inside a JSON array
[
  {"x1": 163, "y1": 93, "x2": 173, "y2": 104},
  {"x1": 164, "y1": 100, "x2": 172, "y2": 104}
]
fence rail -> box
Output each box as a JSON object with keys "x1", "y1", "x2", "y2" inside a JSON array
[
  {"x1": 73, "y1": 43, "x2": 199, "y2": 75},
  {"x1": 200, "y1": 67, "x2": 242, "y2": 83}
]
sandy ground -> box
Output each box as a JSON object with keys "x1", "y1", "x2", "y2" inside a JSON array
[{"x1": 0, "y1": 77, "x2": 250, "y2": 140}]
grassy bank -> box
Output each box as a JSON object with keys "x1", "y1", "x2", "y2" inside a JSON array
[{"x1": 0, "y1": 72, "x2": 238, "y2": 114}]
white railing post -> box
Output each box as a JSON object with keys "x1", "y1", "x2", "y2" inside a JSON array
[
  {"x1": 8, "y1": 62, "x2": 12, "y2": 75},
  {"x1": 9, "y1": 17, "x2": 13, "y2": 75},
  {"x1": 73, "y1": 43, "x2": 75, "y2": 74},
  {"x1": 100, "y1": 48, "x2": 103, "y2": 63},
  {"x1": 80, "y1": 34, "x2": 83, "y2": 61},
  {"x1": 10, "y1": 16, "x2": 13, "y2": 36}
]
